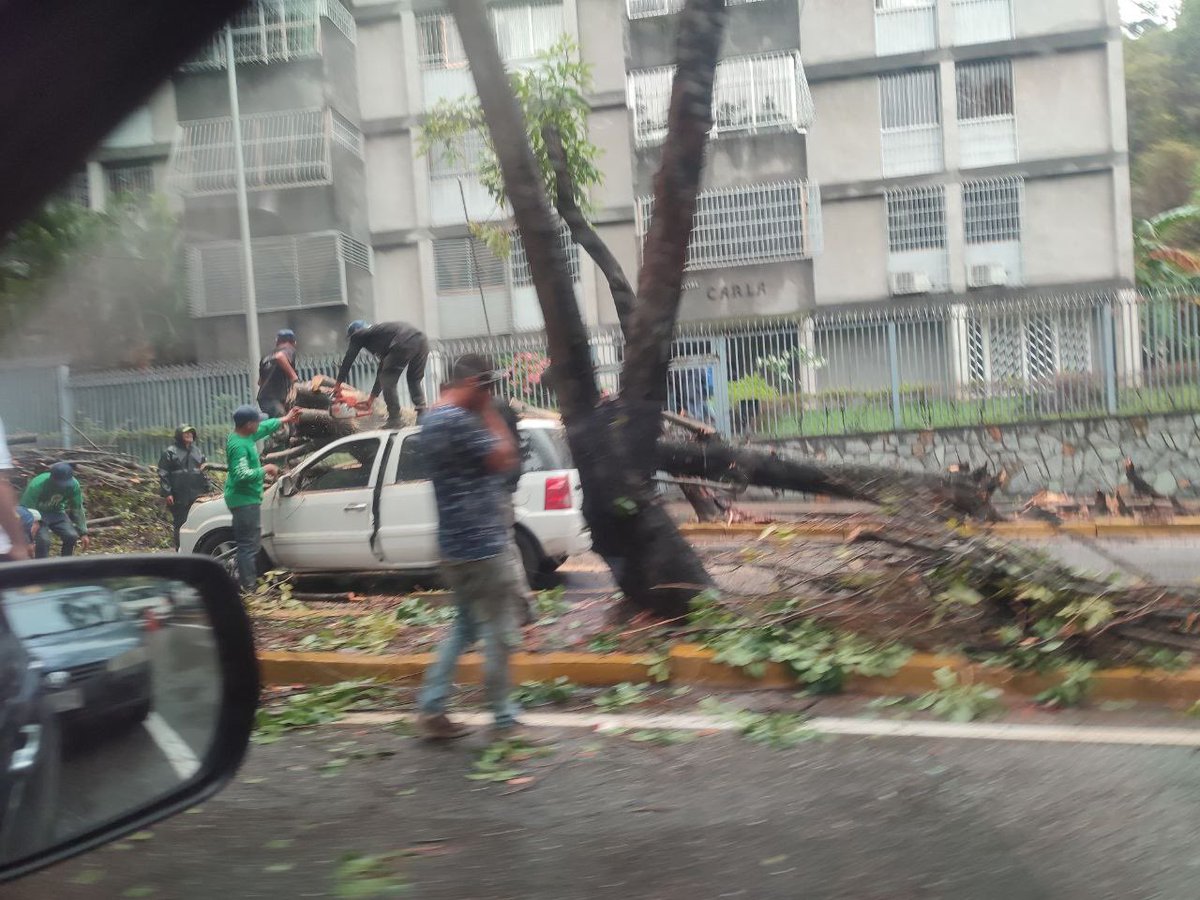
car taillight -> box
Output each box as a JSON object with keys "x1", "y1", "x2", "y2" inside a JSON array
[{"x1": 544, "y1": 474, "x2": 572, "y2": 510}]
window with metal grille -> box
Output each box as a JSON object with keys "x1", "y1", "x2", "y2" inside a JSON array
[
  {"x1": 183, "y1": 0, "x2": 356, "y2": 71},
  {"x1": 952, "y1": 0, "x2": 1014, "y2": 46},
  {"x1": 637, "y1": 181, "x2": 822, "y2": 271},
  {"x1": 886, "y1": 186, "x2": 946, "y2": 252},
  {"x1": 630, "y1": 51, "x2": 814, "y2": 147},
  {"x1": 104, "y1": 163, "x2": 155, "y2": 200},
  {"x1": 875, "y1": 0, "x2": 938, "y2": 57},
  {"x1": 187, "y1": 231, "x2": 361, "y2": 317},
  {"x1": 428, "y1": 130, "x2": 490, "y2": 180},
  {"x1": 956, "y1": 59, "x2": 1012, "y2": 119},
  {"x1": 956, "y1": 59, "x2": 1017, "y2": 168},
  {"x1": 963, "y1": 177, "x2": 1022, "y2": 245},
  {"x1": 433, "y1": 237, "x2": 507, "y2": 294},
  {"x1": 56, "y1": 170, "x2": 91, "y2": 208},
  {"x1": 627, "y1": 0, "x2": 767, "y2": 18},
  {"x1": 510, "y1": 225, "x2": 581, "y2": 286},
  {"x1": 417, "y1": 2, "x2": 562, "y2": 69},
  {"x1": 880, "y1": 68, "x2": 943, "y2": 176}
]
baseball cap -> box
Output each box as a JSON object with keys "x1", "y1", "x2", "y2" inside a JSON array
[
  {"x1": 49, "y1": 461, "x2": 74, "y2": 487},
  {"x1": 450, "y1": 353, "x2": 500, "y2": 386},
  {"x1": 233, "y1": 405, "x2": 265, "y2": 428},
  {"x1": 347, "y1": 320, "x2": 370, "y2": 338},
  {"x1": 276, "y1": 328, "x2": 296, "y2": 343}
]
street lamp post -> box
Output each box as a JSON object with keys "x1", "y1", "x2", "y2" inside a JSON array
[{"x1": 224, "y1": 25, "x2": 263, "y2": 393}]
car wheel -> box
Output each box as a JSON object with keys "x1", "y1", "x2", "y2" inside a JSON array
[
  {"x1": 514, "y1": 529, "x2": 559, "y2": 591},
  {"x1": 196, "y1": 529, "x2": 239, "y2": 582},
  {"x1": 127, "y1": 698, "x2": 153, "y2": 726}
]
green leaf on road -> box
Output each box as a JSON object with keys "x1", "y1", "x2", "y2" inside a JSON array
[
  {"x1": 265, "y1": 863, "x2": 295, "y2": 873},
  {"x1": 264, "y1": 839, "x2": 293, "y2": 850},
  {"x1": 333, "y1": 853, "x2": 407, "y2": 898},
  {"x1": 70, "y1": 869, "x2": 105, "y2": 885},
  {"x1": 122, "y1": 888, "x2": 156, "y2": 898}
]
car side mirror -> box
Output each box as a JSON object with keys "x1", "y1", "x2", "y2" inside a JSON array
[
  {"x1": 278, "y1": 473, "x2": 297, "y2": 497},
  {"x1": 0, "y1": 555, "x2": 257, "y2": 883}
]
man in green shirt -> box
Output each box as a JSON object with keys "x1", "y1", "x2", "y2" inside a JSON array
[
  {"x1": 21, "y1": 461, "x2": 89, "y2": 558},
  {"x1": 226, "y1": 404, "x2": 300, "y2": 590}
]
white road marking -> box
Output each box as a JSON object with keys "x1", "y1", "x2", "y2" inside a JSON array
[
  {"x1": 338, "y1": 710, "x2": 1200, "y2": 748},
  {"x1": 144, "y1": 712, "x2": 203, "y2": 780}
]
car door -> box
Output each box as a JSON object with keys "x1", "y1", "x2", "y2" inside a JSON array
[
  {"x1": 266, "y1": 437, "x2": 383, "y2": 571},
  {"x1": 375, "y1": 433, "x2": 440, "y2": 569}
]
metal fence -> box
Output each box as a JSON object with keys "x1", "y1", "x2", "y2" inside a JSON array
[{"x1": 4, "y1": 290, "x2": 1200, "y2": 462}]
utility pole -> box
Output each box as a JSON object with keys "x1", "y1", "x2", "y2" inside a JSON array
[{"x1": 225, "y1": 25, "x2": 262, "y2": 391}]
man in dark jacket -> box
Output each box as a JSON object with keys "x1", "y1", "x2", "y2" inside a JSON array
[
  {"x1": 157, "y1": 425, "x2": 210, "y2": 550},
  {"x1": 257, "y1": 329, "x2": 299, "y2": 418},
  {"x1": 334, "y1": 320, "x2": 429, "y2": 428}
]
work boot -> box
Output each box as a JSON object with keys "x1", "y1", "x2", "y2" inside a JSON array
[
  {"x1": 384, "y1": 417, "x2": 403, "y2": 430},
  {"x1": 418, "y1": 712, "x2": 471, "y2": 741}
]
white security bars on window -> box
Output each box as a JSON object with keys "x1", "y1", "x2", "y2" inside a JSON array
[
  {"x1": 183, "y1": 0, "x2": 356, "y2": 71},
  {"x1": 626, "y1": 0, "x2": 768, "y2": 21},
  {"x1": 636, "y1": 181, "x2": 822, "y2": 271},
  {"x1": 880, "y1": 68, "x2": 943, "y2": 177},
  {"x1": 875, "y1": 0, "x2": 938, "y2": 57},
  {"x1": 885, "y1": 185, "x2": 949, "y2": 293},
  {"x1": 104, "y1": 164, "x2": 155, "y2": 200},
  {"x1": 956, "y1": 59, "x2": 1017, "y2": 168},
  {"x1": 186, "y1": 231, "x2": 370, "y2": 317},
  {"x1": 417, "y1": 3, "x2": 563, "y2": 68},
  {"x1": 952, "y1": 0, "x2": 1014, "y2": 46},
  {"x1": 510, "y1": 225, "x2": 581, "y2": 285},
  {"x1": 428, "y1": 130, "x2": 505, "y2": 225},
  {"x1": 963, "y1": 176, "x2": 1023, "y2": 286},
  {"x1": 416, "y1": 3, "x2": 565, "y2": 106},
  {"x1": 169, "y1": 108, "x2": 362, "y2": 196},
  {"x1": 630, "y1": 51, "x2": 814, "y2": 147}
]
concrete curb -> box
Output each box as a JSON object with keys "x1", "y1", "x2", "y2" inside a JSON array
[
  {"x1": 678, "y1": 519, "x2": 1200, "y2": 540},
  {"x1": 258, "y1": 645, "x2": 1200, "y2": 705}
]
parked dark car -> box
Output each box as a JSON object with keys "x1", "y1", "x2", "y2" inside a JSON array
[
  {"x1": 0, "y1": 597, "x2": 60, "y2": 863},
  {"x1": 1, "y1": 586, "x2": 152, "y2": 730}
]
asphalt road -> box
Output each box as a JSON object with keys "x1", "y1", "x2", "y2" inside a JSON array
[
  {"x1": 50, "y1": 622, "x2": 219, "y2": 847},
  {"x1": 11, "y1": 715, "x2": 1200, "y2": 900}
]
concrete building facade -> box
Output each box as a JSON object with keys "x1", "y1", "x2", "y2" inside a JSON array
[{"x1": 64, "y1": 0, "x2": 1133, "y2": 374}]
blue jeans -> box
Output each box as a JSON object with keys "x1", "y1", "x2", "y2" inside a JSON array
[
  {"x1": 419, "y1": 554, "x2": 519, "y2": 728},
  {"x1": 229, "y1": 504, "x2": 261, "y2": 591},
  {"x1": 35, "y1": 512, "x2": 78, "y2": 558}
]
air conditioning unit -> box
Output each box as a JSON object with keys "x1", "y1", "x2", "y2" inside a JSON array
[
  {"x1": 889, "y1": 271, "x2": 933, "y2": 296},
  {"x1": 968, "y1": 264, "x2": 1009, "y2": 289}
]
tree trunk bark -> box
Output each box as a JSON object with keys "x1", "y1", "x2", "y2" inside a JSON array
[
  {"x1": 657, "y1": 440, "x2": 999, "y2": 520},
  {"x1": 450, "y1": 0, "x2": 715, "y2": 617}
]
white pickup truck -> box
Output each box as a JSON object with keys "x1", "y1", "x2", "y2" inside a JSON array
[{"x1": 178, "y1": 419, "x2": 590, "y2": 582}]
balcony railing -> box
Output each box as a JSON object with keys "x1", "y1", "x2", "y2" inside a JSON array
[
  {"x1": 952, "y1": 0, "x2": 1014, "y2": 46},
  {"x1": 630, "y1": 51, "x2": 814, "y2": 147},
  {"x1": 875, "y1": 0, "x2": 937, "y2": 57},
  {"x1": 626, "y1": 0, "x2": 768, "y2": 21},
  {"x1": 168, "y1": 108, "x2": 362, "y2": 197},
  {"x1": 637, "y1": 180, "x2": 823, "y2": 271},
  {"x1": 187, "y1": 231, "x2": 371, "y2": 317},
  {"x1": 183, "y1": 0, "x2": 356, "y2": 71}
]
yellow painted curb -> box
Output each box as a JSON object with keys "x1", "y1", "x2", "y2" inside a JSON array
[{"x1": 258, "y1": 645, "x2": 1200, "y2": 705}]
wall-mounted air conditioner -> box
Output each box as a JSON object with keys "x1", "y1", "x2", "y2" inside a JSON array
[
  {"x1": 968, "y1": 264, "x2": 1008, "y2": 289},
  {"x1": 889, "y1": 271, "x2": 933, "y2": 296}
]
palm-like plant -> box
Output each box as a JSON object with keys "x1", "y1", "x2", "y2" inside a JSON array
[{"x1": 1134, "y1": 204, "x2": 1200, "y2": 290}]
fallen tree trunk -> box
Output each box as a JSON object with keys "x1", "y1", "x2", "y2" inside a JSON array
[{"x1": 657, "y1": 439, "x2": 999, "y2": 520}]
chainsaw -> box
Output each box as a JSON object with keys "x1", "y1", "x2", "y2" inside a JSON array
[{"x1": 313, "y1": 376, "x2": 374, "y2": 420}]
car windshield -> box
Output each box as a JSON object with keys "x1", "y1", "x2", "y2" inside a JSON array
[{"x1": 2, "y1": 588, "x2": 123, "y2": 639}]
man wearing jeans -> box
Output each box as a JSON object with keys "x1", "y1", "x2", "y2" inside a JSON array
[
  {"x1": 224, "y1": 404, "x2": 300, "y2": 591},
  {"x1": 417, "y1": 354, "x2": 521, "y2": 741},
  {"x1": 22, "y1": 462, "x2": 89, "y2": 557}
]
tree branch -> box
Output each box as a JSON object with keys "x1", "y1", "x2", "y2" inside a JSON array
[
  {"x1": 620, "y1": 0, "x2": 727, "y2": 472},
  {"x1": 541, "y1": 123, "x2": 636, "y2": 337},
  {"x1": 448, "y1": 0, "x2": 598, "y2": 418}
]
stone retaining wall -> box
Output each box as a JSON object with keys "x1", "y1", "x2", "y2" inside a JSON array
[{"x1": 772, "y1": 413, "x2": 1200, "y2": 497}]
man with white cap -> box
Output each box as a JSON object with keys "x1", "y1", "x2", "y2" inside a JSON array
[{"x1": 21, "y1": 460, "x2": 89, "y2": 557}]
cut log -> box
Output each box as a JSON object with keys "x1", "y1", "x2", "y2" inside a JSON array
[{"x1": 657, "y1": 439, "x2": 999, "y2": 520}]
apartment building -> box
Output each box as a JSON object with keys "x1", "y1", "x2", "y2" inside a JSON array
[{"x1": 58, "y1": 0, "x2": 1131, "y2": 380}]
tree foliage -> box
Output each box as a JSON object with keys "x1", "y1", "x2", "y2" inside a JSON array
[
  {"x1": 1, "y1": 195, "x2": 192, "y2": 369},
  {"x1": 419, "y1": 37, "x2": 602, "y2": 257}
]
